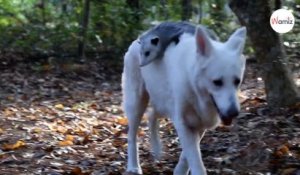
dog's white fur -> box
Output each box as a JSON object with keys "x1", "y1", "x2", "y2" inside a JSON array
[{"x1": 122, "y1": 26, "x2": 246, "y2": 175}]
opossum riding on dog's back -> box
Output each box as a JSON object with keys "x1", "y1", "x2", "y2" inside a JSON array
[{"x1": 138, "y1": 21, "x2": 219, "y2": 66}]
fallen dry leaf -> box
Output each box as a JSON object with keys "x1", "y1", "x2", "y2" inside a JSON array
[
  {"x1": 2, "y1": 140, "x2": 26, "y2": 151},
  {"x1": 70, "y1": 167, "x2": 83, "y2": 175},
  {"x1": 58, "y1": 140, "x2": 73, "y2": 146},
  {"x1": 116, "y1": 117, "x2": 128, "y2": 125},
  {"x1": 58, "y1": 135, "x2": 75, "y2": 146},
  {"x1": 0, "y1": 128, "x2": 4, "y2": 135},
  {"x1": 55, "y1": 103, "x2": 65, "y2": 110},
  {"x1": 274, "y1": 145, "x2": 290, "y2": 158}
]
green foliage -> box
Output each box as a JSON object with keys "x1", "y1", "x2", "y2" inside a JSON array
[
  {"x1": 0, "y1": 0, "x2": 80, "y2": 55},
  {"x1": 90, "y1": 1, "x2": 144, "y2": 55}
]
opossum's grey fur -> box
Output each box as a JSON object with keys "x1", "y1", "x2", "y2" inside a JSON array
[{"x1": 138, "y1": 21, "x2": 218, "y2": 67}]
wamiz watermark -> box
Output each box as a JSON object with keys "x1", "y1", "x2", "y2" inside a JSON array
[{"x1": 270, "y1": 9, "x2": 295, "y2": 33}]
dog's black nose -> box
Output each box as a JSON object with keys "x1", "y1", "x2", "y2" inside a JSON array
[
  {"x1": 220, "y1": 106, "x2": 239, "y2": 126},
  {"x1": 226, "y1": 106, "x2": 239, "y2": 118}
]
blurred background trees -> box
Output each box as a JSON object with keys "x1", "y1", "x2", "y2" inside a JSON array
[
  {"x1": 0, "y1": 0, "x2": 299, "y2": 107},
  {"x1": 0, "y1": 0, "x2": 239, "y2": 60}
]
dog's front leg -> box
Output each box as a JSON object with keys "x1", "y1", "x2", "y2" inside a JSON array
[
  {"x1": 174, "y1": 151, "x2": 189, "y2": 175},
  {"x1": 174, "y1": 120, "x2": 207, "y2": 175},
  {"x1": 174, "y1": 129, "x2": 206, "y2": 175}
]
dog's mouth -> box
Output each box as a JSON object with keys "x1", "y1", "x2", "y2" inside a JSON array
[{"x1": 209, "y1": 95, "x2": 233, "y2": 126}]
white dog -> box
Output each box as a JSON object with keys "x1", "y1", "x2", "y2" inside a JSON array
[{"x1": 122, "y1": 25, "x2": 246, "y2": 175}]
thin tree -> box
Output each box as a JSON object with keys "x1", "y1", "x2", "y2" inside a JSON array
[
  {"x1": 160, "y1": 0, "x2": 169, "y2": 20},
  {"x1": 61, "y1": 0, "x2": 67, "y2": 14},
  {"x1": 78, "y1": 0, "x2": 91, "y2": 61},
  {"x1": 181, "y1": 0, "x2": 192, "y2": 21},
  {"x1": 229, "y1": 0, "x2": 299, "y2": 107},
  {"x1": 36, "y1": 0, "x2": 46, "y2": 25},
  {"x1": 126, "y1": 0, "x2": 140, "y2": 23},
  {"x1": 274, "y1": 0, "x2": 282, "y2": 10}
]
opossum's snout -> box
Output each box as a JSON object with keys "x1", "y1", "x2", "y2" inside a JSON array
[
  {"x1": 140, "y1": 57, "x2": 154, "y2": 67},
  {"x1": 140, "y1": 51, "x2": 157, "y2": 67}
]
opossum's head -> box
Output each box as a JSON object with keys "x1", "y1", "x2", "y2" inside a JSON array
[{"x1": 139, "y1": 36, "x2": 161, "y2": 67}]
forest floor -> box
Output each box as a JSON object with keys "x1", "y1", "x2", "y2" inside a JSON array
[{"x1": 0, "y1": 56, "x2": 299, "y2": 175}]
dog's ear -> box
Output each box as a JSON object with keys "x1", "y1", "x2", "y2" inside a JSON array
[
  {"x1": 151, "y1": 37, "x2": 159, "y2": 46},
  {"x1": 196, "y1": 26, "x2": 212, "y2": 57},
  {"x1": 227, "y1": 27, "x2": 247, "y2": 54}
]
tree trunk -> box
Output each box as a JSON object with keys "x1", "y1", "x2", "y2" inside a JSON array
[
  {"x1": 61, "y1": 0, "x2": 67, "y2": 14},
  {"x1": 229, "y1": 0, "x2": 299, "y2": 107},
  {"x1": 36, "y1": 0, "x2": 46, "y2": 25},
  {"x1": 126, "y1": 0, "x2": 140, "y2": 22},
  {"x1": 160, "y1": 0, "x2": 169, "y2": 20},
  {"x1": 197, "y1": 0, "x2": 203, "y2": 23},
  {"x1": 181, "y1": 0, "x2": 192, "y2": 21},
  {"x1": 78, "y1": 0, "x2": 91, "y2": 61},
  {"x1": 274, "y1": 0, "x2": 282, "y2": 10}
]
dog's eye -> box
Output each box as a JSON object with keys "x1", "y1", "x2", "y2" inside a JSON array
[
  {"x1": 144, "y1": 51, "x2": 150, "y2": 57},
  {"x1": 213, "y1": 79, "x2": 223, "y2": 87},
  {"x1": 234, "y1": 78, "x2": 240, "y2": 86}
]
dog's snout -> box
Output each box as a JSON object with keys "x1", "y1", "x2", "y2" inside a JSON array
[{"x1": 226, "y1": 105, "x2": 239, "y2": 118}]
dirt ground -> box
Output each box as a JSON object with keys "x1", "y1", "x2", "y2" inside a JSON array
[{"x1": 0, "y1": 57, "x2": 299, "y2": 175}]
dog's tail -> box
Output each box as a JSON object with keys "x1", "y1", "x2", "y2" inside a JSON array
[{"x1": 147, "y1": 108, "x2": 162, "y2": 159}]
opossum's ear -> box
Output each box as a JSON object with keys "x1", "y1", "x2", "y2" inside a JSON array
[
  {"x1": 171, "y1": 30, "x2": 183, "y2": 45},
  {"x1": 227, "y1": 27, "x2": 247, "y2": 54},
  {"x1": 196, "y1": 26, "x2": 212, "y2": 57},
  {"x1": 151, "y1": 37, "x2": 159, "y2": 46}
]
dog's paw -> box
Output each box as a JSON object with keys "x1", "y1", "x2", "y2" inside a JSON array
[
  {"x1": 123, "y1": 172, "x2": 142, "y2": 175},
  {"x1": 125, "y1": 168, "x2": 142, "y2": 175}
]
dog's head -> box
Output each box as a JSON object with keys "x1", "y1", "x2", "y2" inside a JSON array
[{"x1": 194, "y1": 26, "x2": 246, "y2": 125}]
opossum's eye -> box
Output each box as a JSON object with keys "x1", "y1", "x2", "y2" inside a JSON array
[
  {"x1": 213, "y1": 79, "x2": 223, "y2": 87},
  {"x1": 234, "y1": 77, "x2": 240, "y2": 87},
  {"x1": 145, "y1": 51, "x2": 150, "y2": 57},
  {"x1": 151, "y1": 37, "x2": 159, "y2": 46}
]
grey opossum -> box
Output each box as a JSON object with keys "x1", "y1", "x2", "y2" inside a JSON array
[{"x1": 138, "y1": 21, "x2": 218, "y2": 67}]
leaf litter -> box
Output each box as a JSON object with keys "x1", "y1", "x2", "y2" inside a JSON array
[{"x1": 0, "y1": 59, "x2": 299, "y2": 175}]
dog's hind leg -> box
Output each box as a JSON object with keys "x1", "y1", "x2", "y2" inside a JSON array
[
  {"x1": 125, "y1": 91, "x2": 148, "y2": 174},
  {"x1": 122, "y1": 40, "x2": 149, "y2": 174},
  {"x1": 148, "y1": 108, "x2": 162, "y2": 159}
]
